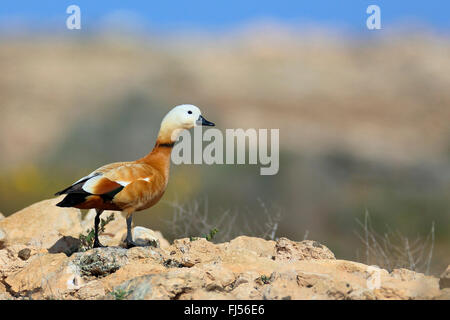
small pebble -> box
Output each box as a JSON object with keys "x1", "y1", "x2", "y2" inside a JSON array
[{"x1": 18, "y1": 248, "x2": 31, "y2": 261}]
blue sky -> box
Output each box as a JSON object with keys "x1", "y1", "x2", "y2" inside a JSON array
[{"x1": 0, "y1": 1, "x2": 448, "y2": 33}]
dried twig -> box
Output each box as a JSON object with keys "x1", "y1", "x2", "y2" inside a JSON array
[
  {"x1": 165, "y1": 197, "x2": 283, "y2": 242},
  {"x1": 354, "y1": 211, "x2": 435, "y2": 274}
]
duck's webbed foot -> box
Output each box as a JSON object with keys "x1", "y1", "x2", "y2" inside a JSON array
[
  {"x1": 125, "y1": 239, "x2": 139, "y2": 249},
  {"x1": 125, "y1": 239, "x2": 158, "y2": 249},
  {"x1": 93, "y1": 240, "x2": 106, "y2": 248}
]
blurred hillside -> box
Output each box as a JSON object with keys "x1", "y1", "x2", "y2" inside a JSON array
[{"x1": 0, "y1": 27, "x2": 449, "y2": 274}]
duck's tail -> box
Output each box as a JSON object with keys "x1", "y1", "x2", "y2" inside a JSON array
[{"x1": 56, "y1": 193, "x2": 88, "y2": 207}]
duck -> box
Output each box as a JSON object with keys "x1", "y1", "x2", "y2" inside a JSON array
[{"x1": 55, "y1": 104, "x2": 215, "y2": 248}]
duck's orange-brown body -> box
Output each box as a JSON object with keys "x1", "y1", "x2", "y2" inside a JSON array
[{"x1": 56, "y1": 141, "x2": 173, "y2": 217}]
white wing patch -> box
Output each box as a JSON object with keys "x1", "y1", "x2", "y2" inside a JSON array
[
  {"x1": 79, "y1": 173, "x2": 148, "y2": 193},
  {"x1": 115, "y1": 177, "x2": 151, "y2": 187},
  {"x1": 81, "y1": 175, "x2": 104, "y2": 193},
  {"x1": 73, "y1": 171, "x2": 98, "y2": 185},
  {"x1": 116, "y1": 180, "x2": 131, "y2": 187}
]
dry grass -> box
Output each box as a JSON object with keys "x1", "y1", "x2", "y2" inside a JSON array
[
  {"x1": 165, "y1": 197, "x2": 282, "y2": 242},
  {"x1": 354, "y1": 210, "x2": 435, "y2": 274}
]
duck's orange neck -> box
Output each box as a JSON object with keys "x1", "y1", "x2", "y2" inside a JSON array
[{"x1": 138, "y1": 136, "x2": 174, "y2": 179}]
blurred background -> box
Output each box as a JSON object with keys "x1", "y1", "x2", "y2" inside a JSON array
[{"x1": 0, "y1": 1, "x2": 449, "y2": 274}]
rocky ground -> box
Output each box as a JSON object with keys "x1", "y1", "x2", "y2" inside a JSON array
[{"x1": 0, "y1": 197, "x2": 449, "y2": 300}]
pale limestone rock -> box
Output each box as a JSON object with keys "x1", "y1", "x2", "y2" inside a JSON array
[
  {"x1": 168, "y1": 238, "x2": 222, "y2": 267},
  {"x1": 183, "y1": 289, "x2": 232, "y2": 300},
  {"x1": 435, "y1": 288, "x2": 450, "y2": 300},
  {"x1": 0, "y1": 244, "x2": 45, "y2": 279},
  {"x1": 0, "y1": 228, "x2": 7, "y2": 248},
  {"x1": 0, "y1": 278, "x2": 10, "y2": 299},
  {"x1": 219, "y1": 236, "x2": 276, "y2": 259},
  {"x1": 0, "y1": 200, "x2": 445, "y2": 301},
  {"x1": 201, "y1": 262, "x2": 236, "y2": 291},
  {"x1": 113, "y1": 268, "x2": 206, "y2": 300},
  {"x1": 231, "y1": 282, "x2": 262, "y2": 299},
  {"x1": 118, "y1": 226, "x2": 170, "y2": 249},
  {"x1": 0, "y1": 292, "x2": 13, "y2": 300},
  {"x1": 439, "y1": 265, "x2": 450, "y2": 289},
  {"x1": 231, "y1": 271, "x2": 262, "y2": 299},
  {"x1": 75, "y1": 280, "x2": 106, "y2": 300},
  {"x1": 274, "y1": 238, "x2": 335, "y2": 261},
  {"x1": 4, "y1": 252, "x2": 70, "y2": 299},
  {"x1": 0, "y1": 197, "x2": 82, "y2": 249},
  {"x1": 100, "y1": 259, "x2": 166, "y2": 293},
  {"x1": 390, "y1": 268, "x2": 419, "y2": 281}
]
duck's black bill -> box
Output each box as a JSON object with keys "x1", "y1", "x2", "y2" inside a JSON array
[{"x1": 197, "y1": 115, "x2": 215, "y2": 126}]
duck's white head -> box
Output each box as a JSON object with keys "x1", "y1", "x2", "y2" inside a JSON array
[{"x1": 158, "y1": 104, "x2": 215, "y2": 142}]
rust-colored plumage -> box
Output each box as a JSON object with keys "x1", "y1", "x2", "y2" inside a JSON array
[
  {"x1": 55, "y1": 104, "x2": 215, "y2": 248},
  {"x1": 61, "y1": 144, "x2": 172, "y2": 214}
]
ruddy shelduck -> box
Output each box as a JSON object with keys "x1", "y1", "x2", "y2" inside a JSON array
[{"x1": 55, "y1": 104, "x2": 215, "y2": 248}]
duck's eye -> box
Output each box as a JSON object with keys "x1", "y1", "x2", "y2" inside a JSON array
[{"x1": 188, "y1": 111, "x2": 192, "y2": 114}]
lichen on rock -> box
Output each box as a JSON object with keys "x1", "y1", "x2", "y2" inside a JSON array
[{"x1": 74, "y1": 248, "x2": 128, "y2": 278}]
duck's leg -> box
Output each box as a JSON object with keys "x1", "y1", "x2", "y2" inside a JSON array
[
  {"x1": 93, "y1": 209, "x2": 105, "y2": 248},
  {"x1": 125, "y1": 214, "x2": 138, "y2": 248},
  {"x1": 125, "y1": 213, "x2": 157, "y2": 248}
]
